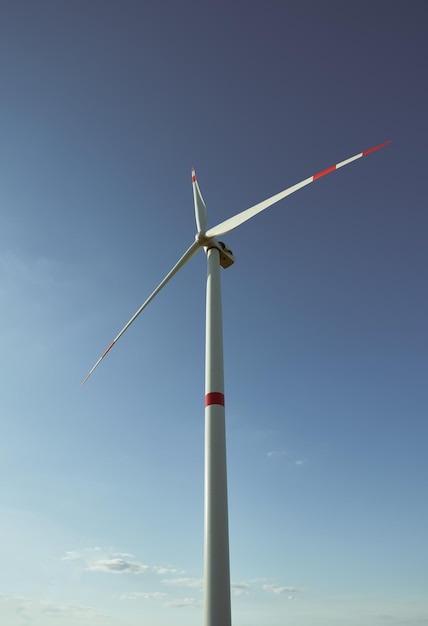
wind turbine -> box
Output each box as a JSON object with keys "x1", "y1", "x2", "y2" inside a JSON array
[{"x1": 82, "y1": 140, "x2": 390, "y2": 626}]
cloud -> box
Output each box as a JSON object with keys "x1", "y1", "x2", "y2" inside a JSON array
[
  {"x1": 0, "y1": 594, "x2": 112, "y2": 625},
  {"x1": 87, "y1": 558, "x2": 150, "y2": 574},
  {"x1": 295, "y1": 459, "x2": 305, "y2": 465},
  {"x1": 267, "y1": 450, "x2": 287, "y2": 458},
  {"x1": 42, "y1": 604, "x2": 106, "y2": 618},
  {"x1": 61, "y1": 547, "x2": 104, "y2": 562},
  {"x1": 245, "y1": 577, "x2": 272, "y2": 584},
  {"x1": 61, "y1": 551, "x2": 81, "y2": 561},
  {"x1": 231, "y1": 582, "x2": 250, "y2": 596},
  {"x1": 62, "y1": 548, "x2": 180, "y2": 577},
  {"x1": 164, "y1": 598, "x2": 200, "y2": 608},
  {"x1": 262, "y1": 584, "x2": 303, "y2": 596},
  {"x1": 161, "y1": 577, "x2": 203, "y2": 590},
  {"x1": 120, "y1": 592, "x2": 166, "y2": 601},
  {"x1": 152, "y1": 565, "x2": 183, "y2": 575}
]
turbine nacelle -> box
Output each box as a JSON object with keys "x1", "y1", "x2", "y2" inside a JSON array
[{"x1": 208, "y1": 240, "x2": 235, "y2": 269}]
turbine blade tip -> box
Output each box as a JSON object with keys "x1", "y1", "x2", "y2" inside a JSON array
[
  {"x1": 81, "y1": 373, "x2": 91, "y2": 387},
  {"x1": 363, "y1": 140, "x2": 392, "y2": 156}
]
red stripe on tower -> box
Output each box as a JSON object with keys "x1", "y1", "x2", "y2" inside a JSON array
[
  {"x1": 205, "y1": 392, "x2": 225, "y2": 407},
  {"x1": 313, "y1": 164, "x2": 337, "y2": 181}
]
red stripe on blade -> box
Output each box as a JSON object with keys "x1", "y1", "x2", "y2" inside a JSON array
[
  {"x1": 101, "y1": 341, "x2": 115, "y2": 359},
  {"x1": 205, "y1": 392, "x2": 225, "y2": 407},
  {"x1": 313, "y1": 164, "x2": 337, "y2": 181},
  {"x1": 362, "y1": 140, "x2": 392, "y2": 156}
]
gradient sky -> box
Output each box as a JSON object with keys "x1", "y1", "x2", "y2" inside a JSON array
[{"x1": 1, "y1": 2, "x2": 427, "y2": 625}]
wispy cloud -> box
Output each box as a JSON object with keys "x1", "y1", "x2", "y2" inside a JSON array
[
  {"x1": 0, "y1": 594, "x2": 112, "y2": 625},
  {"x1": 266, "y1": 451, "x2": 307, "y2": 466},
  {"x1": 61, "y1": 547, "x2": 103, "y2": 561},
  {"x1": 231, "y1": 582, "x2": 250, "y2": 596},
  {"x1": 62, "y1": 548, "x2": 302, "y2": 608},
  {"x1": 164, "y1": 597, "x2": 200, "y2": 608},
  {"x1": 61, "y1": 550, "x2": 81, "y2": 561},
  {"x1": 245, "y1": 577, "x2": 272, "y2": 584},
  {"x1": 161, "y1": 577, "x2": 203, "y2": 590},
  {"x1": 120, "y1": 592, "x2": 166, "y2": 601},
  {"x1": 62, "y1": 548, "x2": 181, "y2": 577},
  {"x1": 87, "y1": 558, "x2": 150, "y2": 574},
  {"x1": 262, "y1": 584, "x2": 303, "y2": 598},
  {"x1": 152, "y1": 565, "x2": 183, "y2": 575}
]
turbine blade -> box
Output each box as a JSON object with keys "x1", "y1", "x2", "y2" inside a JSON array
[
  {"x1": 81, "y1": 240, "x2": 201, "y2": 385},
  {"x1": 205, "y1": 141, "x2": 391, "y2": 238},
  {"x1": 192, "y1": 167, "x2": 208, "y2": 234}
]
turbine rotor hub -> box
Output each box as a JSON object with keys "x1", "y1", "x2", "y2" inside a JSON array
[{"x1": 195, "y1": 231, "x2": 212, "y2": 247}]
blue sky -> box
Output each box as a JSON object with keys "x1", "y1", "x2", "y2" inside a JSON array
[{"x1": 0, "y1": 1, "x2": 427, "y2": 625}]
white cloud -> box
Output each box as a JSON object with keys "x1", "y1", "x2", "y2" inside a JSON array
[
  {"x1": 164, "y1": 598, "x2": 200, "y2": 608},
  {"x1": 262, "y1": 584, "x2": 303, "y2": 596},
  {"x1": 61, "y1": 547, "x2": 105, "y2": 562},
  {"x1": 267, "y1": 450, "x2": 287, "y2": 458},
  {"x1": 62, "y1": 548, "x2": 183, "y2": 579},
  {"x1": 61, "y1": 550, "x2": 81, "y2": 561},
  {"x1": 62, "y1": 548, "x2": 304, "y2": 606},
  {"x1": 245, "y1": 577, "x2": 272, "y2": 584},
  {"x1": 231, "y1": 582, "x2": 250, "y2": 596},
  {"x1": 87, "y1": 558, "x2": 150, "y2": 574},
  {"x1": 161, "y1": 577, "x2": 203, "y2": 590},
  {"x1": 152, "y1": 565, "x2": 183, "y2": 575},
  {"x1": 0, "y1": 594, "x2": 113, "y2": 625},
  {"x1": 120, "y1": 592, "x2": 166, "y2": 601}
]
